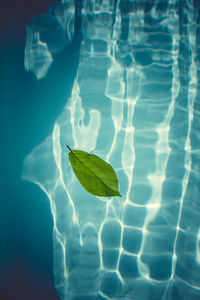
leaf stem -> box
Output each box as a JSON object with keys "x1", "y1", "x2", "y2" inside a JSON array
[
  {"x1": 67, "y1": 145, "x2": 77, "y2": 158},
  {"x1": 67, "y1": 145, "x2": 72, "y2": 152}
]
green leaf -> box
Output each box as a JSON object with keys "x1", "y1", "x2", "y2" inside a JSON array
[{"x1": 67, "y1": 146, "x2": 121, "y2": 197}]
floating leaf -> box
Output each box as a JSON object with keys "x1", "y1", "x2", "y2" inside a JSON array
[{"x1": 67, "y1": 146, "x2": 121, "y2": 197}]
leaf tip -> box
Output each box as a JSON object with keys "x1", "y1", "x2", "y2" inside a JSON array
[{"x1": 115, "y1": 190, "x2": 122, "y2": 197}]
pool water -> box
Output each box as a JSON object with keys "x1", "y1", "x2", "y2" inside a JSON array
[{"x1": 22, "y1": 1, "x2": 200, "y2": 299}]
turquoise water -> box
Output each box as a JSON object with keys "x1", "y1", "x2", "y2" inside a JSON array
[{"x1": 16, "y1": 0, "x2": 200, "y2": 299}]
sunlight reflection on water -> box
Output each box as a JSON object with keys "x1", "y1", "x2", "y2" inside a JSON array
[{"x1": 23, "y1": 0, "x2": 200, "y2": 299}]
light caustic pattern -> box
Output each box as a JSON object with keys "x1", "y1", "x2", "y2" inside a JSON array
[{"x1": 23, "y1": 0, "x2": 200, "y2": 299}]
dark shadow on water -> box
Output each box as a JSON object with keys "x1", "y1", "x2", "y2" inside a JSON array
[{"x1": 0, "y1": 3, "x2": 82, "y2": 298}]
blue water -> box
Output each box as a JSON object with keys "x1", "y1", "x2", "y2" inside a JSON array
[
  {"x1": 1, "y1": 0, "x2": 200, "y2": 300},
  {"x1": 0, "y1": 1, "x2": 79, "y2": 299}
]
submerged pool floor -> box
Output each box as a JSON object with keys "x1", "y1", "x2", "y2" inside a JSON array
[{"x1": 23, "y1": 1, "x2": 200, "y2": 299}]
